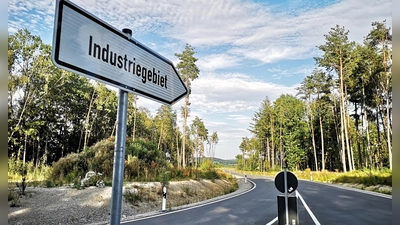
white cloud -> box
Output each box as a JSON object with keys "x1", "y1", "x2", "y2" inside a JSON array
[
  {"x1": 197, "y1": 54, "x2": 241, "y2": 71},
  {"x1": 189, "y1": 72, "x2": 297, "y2": 114},
  {"x1": 9, "y1": 0, "x2": 391, "y2": 68}
]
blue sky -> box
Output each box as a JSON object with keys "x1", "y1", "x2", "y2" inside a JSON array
[{"x1": 8, "y1": 0, "x2": 391, "y2": 159}]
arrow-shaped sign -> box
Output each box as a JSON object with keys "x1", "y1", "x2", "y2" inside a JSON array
[{"x1": 52, "y1": 0, "x2": 187, "y2": 105}]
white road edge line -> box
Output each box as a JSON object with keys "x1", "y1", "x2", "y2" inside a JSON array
[
  {"x1": 301, "y1": 180, "x2": 392, "y2": 199},
  {"x1": 121, "y1": 179, "x2": 257, "y2": 223},
  {"x1": 296, "y1": 190, "x2": 321, "y2": 225},
  {"x1": 265, "y1": 216, "x2": 278, "y2": 225}
]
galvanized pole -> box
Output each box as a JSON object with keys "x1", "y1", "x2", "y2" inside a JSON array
[
  {"x1": 109, "y1": 28, "x2": 131, "y2": 225},
  {"x1": 284, "y1": 167, "x2": 289, "y2": 225}
]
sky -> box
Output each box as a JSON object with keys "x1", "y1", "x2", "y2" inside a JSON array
[{"x1": 8, "y1": 0, "x2": 391, "y2": 159}]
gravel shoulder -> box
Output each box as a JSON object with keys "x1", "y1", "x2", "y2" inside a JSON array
[{"x1": 8, "y1": 175, "x2": 253, "y2": 225}]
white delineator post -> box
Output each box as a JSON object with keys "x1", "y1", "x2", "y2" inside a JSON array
[
  {"x1": 245, "y1": 174, "x2": 247, "y2": 183},
  {"x1": 162, "y1": 186, "x2": 167, "y2": 211}
]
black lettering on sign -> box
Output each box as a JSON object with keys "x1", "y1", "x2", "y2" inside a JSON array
[{"x1": 88, "y1": 35, "x2": 168, "y2": 89}]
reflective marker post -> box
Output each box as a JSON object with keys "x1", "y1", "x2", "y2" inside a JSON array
[
  {"x1": 162, "y1": 186, "x2": 167, "y2": 211},
  {"x1": 109, "y1": 28, "x2": 131, "y2": 225}
]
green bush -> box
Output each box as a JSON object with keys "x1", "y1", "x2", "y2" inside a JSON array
[
  {"x1": 125, "y1": 155, "x2": 139, "y2": 180},
  {"x1": 124, "y1": 188, "x2": 144, "y2": 206},
  {"x1": 50, "y1": 153, "x2": 82, "y2": 181},
  {"x1": 200, "y1": 169, "x2": 220, "y2": 182},
  {"x1": 200, "y1": 159, "x2": 213, "y2": 171},
  {"x1": 159, "y1": 170, "x2": 171, "y2": 187},
  {"x1": 8, "y1": 190, "x2": 20, "y2": 207},
  {"x1": 49, "y1": 138, "x2": 115, "y2": 184},
  {"x1": 86, "y1": 139, "x2": 114, "y2": 177}
]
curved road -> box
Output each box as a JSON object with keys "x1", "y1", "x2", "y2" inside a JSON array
[{"x1": 123, "y1": 174, "x2": 391, "y2": 225}]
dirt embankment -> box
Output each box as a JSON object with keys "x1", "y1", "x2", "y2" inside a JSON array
[{"x1": 8, "y1": 178, "x2": 248, "y2": 225}]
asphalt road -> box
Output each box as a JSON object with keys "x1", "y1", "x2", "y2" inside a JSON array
[{"x1": 122, "y1": 175, "x2": 392, "y2": 225}]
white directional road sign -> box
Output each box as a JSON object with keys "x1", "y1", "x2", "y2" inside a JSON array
[{"x1": 52, "y1": 0, "x2": 187, "y2": 105}]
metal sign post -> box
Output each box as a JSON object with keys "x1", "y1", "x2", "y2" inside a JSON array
[
  {"x1": 109, "y1": 29, "x2": 131, "y2": 225},
  {"x1": 110, "y1": 89, "x2": 128, "y2": 225},
  {"x1": 284, "y1": 168, "x2": 289, "y2": 225},
  {"x1": 274, "y1": 170, "x2": 299, "y2": 225}
]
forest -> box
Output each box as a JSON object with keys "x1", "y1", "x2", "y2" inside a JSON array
[
  {"x1": 237, "y1": 21, "x2": 392, "y2": 173},
  {"x1": 8, "y1": 29, "x2": 219, "y2": 182},
  {"x1": 8, "y1": 20, "x2": 391, "y2": 183}
]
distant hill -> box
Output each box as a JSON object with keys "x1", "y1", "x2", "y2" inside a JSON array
[
  {"x1": 200, "y1": 157, "x2": 236, "y2": 166},
  {"x1": 213, "y1": 157, "x2": 236, "y2": 166}
]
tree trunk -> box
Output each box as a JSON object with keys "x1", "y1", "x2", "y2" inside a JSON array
[
  {"x1": 271, "y1": 113, "x2": 275, "y2": 168},
  {"x1": 319, "y1": 115, "x2": 325, "y2": 171},
  {"x1": 181, "y1": 95, "x2": 189, "y2": 168},
  {"x1": 23, "y1": 134, "x2": 27, "y2": 164},
  {"x1": 355, "y1": 102, "x2": 362, "y2": 169},
  {"x1": 83, "y1": 89, "x2": 96, "y2": 151},
  {"x1": 339, "y1": 83, "x2": 347, "y2": 172},
  {"x1": 365, "y1": 113, "x2": 372, "y2": 169},
  {"x1": 44, "y1": 134, "x2": 48, "y2": 165},
  {"x1": 36, "y1": 138, "x2": 41, "y2": 167},
  {"x1": 310, "y1": 115, "x2": 318, "y2": 171},
  {"x1": 176, "y1": 127, "x2": 180, "y2": 168},
  {"x1": 375, "y1": 107, "x2": 382, "y2": 167},
  {"x1": 132, "y1": 97, "x2": 137, "y2": 142},
  {"x1": 266, "y1": 138, "x2": 270, "y2": 169},
  {"x1": 158, "y1": 123, "x2": 163, "y2": 150},
  {"x1": 344, "y1": 86, "x2": 353, "y2": 171}
]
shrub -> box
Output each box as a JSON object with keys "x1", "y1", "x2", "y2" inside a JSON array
[
  {"x1": 50, "y1": 153, "x2": 82, "y2": 182},
  {"x1": 181, "y1": 185, "x2": 192, "y2": 197},
  {"x1": 124, "y1": 187, "x2": 145, "y2": 206},
  {"x1": 125, "y1": 155, "x2": 139, "y2": 181},
  {"x1": 200, "y1": 159, "x2": 213, "y2": 171},
  {"x1": 200, "y1": 169, "x2": 220, "y2": 182},
  {"x1": 86, "y1": 139, "x2": 114, "y2": 177},
  {"x1": 15, "y1": 177, "x2": 27, "y2": 195},
  {"x1": 159, "y1": 170, "x2": 171, "y2": 187},
  {"x1": 8, "y1": 190, "x2": 20, "y2": 207}
]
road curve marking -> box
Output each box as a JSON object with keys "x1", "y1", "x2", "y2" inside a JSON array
[
  {"x1": 121, "y1": 179, "x2": 257, "y2": 223},
  {"x1": 265, "y1": 216, "x2": 278, "y2": 225}
]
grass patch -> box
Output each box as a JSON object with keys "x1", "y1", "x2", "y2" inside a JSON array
[
  {"x1": 225, "y1": 167, "x2": 391, "y2": 195},
  {"x1": 333, "y1": 169, "x2": 392, "y2": 186}
]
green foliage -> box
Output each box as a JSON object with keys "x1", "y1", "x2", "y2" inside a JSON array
[
  {"x1": 85, "y1": 138, "x2": 115, "y2": 177},
  {"x1": 49, "y1": 138, "x2": 114, "y2": 185},
  {"x1": 8, "y1": 190, "x2": 20, "y2": 207},
  {"x1": 125, "y1": 155, "x2": 139, "y2": 180},
  {"x1": 45, "y1": 180, "x2": 55, "y2": 188},
  {"x1": 174, "y1": 43, "x2": 200, "y2": 86},
  {"x1": 333, "y1": 169, "x2": 392, "y2": 186},
  {"x1": 223, "y1": 178, "x2": 239, "y2": 194},
  {"x1": 159, "y1": 170, "x2": 171, "y2": 187},
  {"x1": 49, "y1": 153, "x2": 82, "y2": 183},
  {"x1": 124, "y1": 188, "x2": 144, "y2": 206},
  {"x1": 200, "y1": 159, "x2": 213, "y2": 171},
  {"x1": 8, "y1": 156, "x2": 52, "y2": 182}
]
